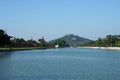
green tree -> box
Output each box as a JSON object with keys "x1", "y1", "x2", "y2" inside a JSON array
[
  {"x1": 96, "y1": 37, "x2": 103, "y2": 47},
  {"x1": 104, "y1": 35, "x2": 118, "y2": 47},
  {"x1": 38, "y1": 37, "x2": 46, "y2": 47},
  {"x1": 117, "y1": 40, "x2": 120, "y2": 47},
  {"x1": 103, "y1": 35, "x2": 112, "y2": 47},
  {"x1": 0, "y1": 29, "x2": 11, "y2": 47}
]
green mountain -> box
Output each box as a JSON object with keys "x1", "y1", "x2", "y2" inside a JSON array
[{"x1": 52, "y1": 34, "x2": 93, "y2": 47}]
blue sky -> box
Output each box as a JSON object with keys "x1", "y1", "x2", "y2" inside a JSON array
[{"x1": 0, "y1": 0, "x2": 120, "y2": 41}]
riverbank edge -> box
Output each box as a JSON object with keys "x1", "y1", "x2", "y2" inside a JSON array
[
  {"x1": 0, "y1": 47, "x2": 47, "y2": 52},
  {"x1": 79, "y1": 47, "x2": 120, "y2": 51}
]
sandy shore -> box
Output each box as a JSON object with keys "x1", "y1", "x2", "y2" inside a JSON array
[
  {"x1": 79, "y1": 47, "x2": 120, "y2": 51},
  {"x1": 99, "y1": 47, "x2": 120, "y2": 50}
]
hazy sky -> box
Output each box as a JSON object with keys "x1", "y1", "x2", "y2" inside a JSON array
[{"x1": 0, "y1": 0, "x2": 120, "y2": 41}]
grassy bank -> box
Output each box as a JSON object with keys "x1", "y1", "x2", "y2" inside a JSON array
[{"x1": 0, "y1": 47, "x2": 46, "y2": 52}]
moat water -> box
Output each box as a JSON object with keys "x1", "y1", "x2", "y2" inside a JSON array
[{"x1": 0, "y1": 48, "x2": 120, "y2": 80}]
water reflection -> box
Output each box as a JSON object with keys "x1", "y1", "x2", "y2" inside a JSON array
[{"x1": 0, "y1": 52, "x2": 12, "y2": 58}]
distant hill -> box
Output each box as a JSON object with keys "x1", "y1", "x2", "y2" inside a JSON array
[{"x1": 51, "y1": 34, "x2": 93, "y2": 47}]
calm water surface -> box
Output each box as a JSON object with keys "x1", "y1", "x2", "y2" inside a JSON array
[{"x1": 0, "y1": 48, "x2": 120, "y2": 80}]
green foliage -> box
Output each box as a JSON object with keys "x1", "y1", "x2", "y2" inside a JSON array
[
  {"x1": 83, "y1": 41, "x2": 96, "y2": 46},
  {"x1": 85, "y1": 35, "x2": 120, "y2": 47},
  {"x1": 96, "y1": 37, "x2": 103, "y2": 47},
  {"x1": 1, "y1": 29, "x2": 120, "y2": 48},
  {"x1": 104, "y1": 35, "x2": 112, "y2": 46},
  {"x1": 103, "y1": 35, "x2": 120, "y2": 47},
  {"x1": 38, "y1": 37, "x2": 47, "y2": 47},
  {"x1": 117, "y1": 40, "x2": 120, "y2": 47},
  {"x1": 11, "y1": 38, "x2": 39, "y2": 47},
  {"x1": 51, "y1": 39, "x2": 69, "y2": 47},
  {"x1": 0, "y1": 29, "x2": 11, "y2": 47}
]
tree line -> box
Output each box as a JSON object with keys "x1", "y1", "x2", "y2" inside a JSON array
[
  {"x1": 0, "y1": 29, "x2": 11, "y2": 48},
  {"x1": 0, "y1": 29, "x2": 69, "y2": 48},
  {"x1": 84, "y1": 35, "x2": 120, "y2": 47},
  {"x1": 1, "y1": 29, "x2": 120, "y2": 48},
  {"x1": 96, "y1": 35, "x2": 120, "y2": 47}
]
